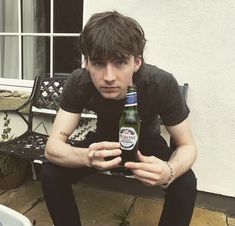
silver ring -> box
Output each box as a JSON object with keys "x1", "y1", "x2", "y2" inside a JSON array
[{"x1": 92, "y1": 151, "x2": 96, "y2": 160}]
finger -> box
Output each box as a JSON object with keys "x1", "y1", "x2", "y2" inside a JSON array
[
  {"x1": 132, "y1": 169, "x2": 160, "y2": 181},
  {"x1": 131, "y1": 166, "x2": 170, "y2": 185},
  {"x1": 88, "y1": 151, "x2": 97, "y2": 162},
  {"x1": 94, "y1": 148, "x2": 122, "y2": 158},
  {"x1": 124, "y1": 161, "x2": 160, "y2": 173},
  {"x1": 137, "y1": 151, "x2": 161, "y2": 163},
  {"x1": 133, "y1": 173, "x2": 158, "y2": 186},
  {"x1": 90, "y1": 141, "x2": 120, "y2": 151},
  {"x1": 95, "y1": 157, "x2": 122, "y2": 169}
]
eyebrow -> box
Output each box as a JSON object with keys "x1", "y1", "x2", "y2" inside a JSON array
[{"x1": 90, "y1": 55, "x2": 130, "y2": 62}]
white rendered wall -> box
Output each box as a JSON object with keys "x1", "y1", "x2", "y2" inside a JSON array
[{"x1": 84, "y1": 0, "x2": 235, "y2": 197}]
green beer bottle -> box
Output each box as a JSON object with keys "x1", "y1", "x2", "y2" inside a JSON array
[{"x1": 119, "y1": 85, "x2": 141, "y2": 166}]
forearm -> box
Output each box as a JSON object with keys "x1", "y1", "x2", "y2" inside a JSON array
[
  {"x1": 45, "y1": 138, "x2": 91, "y2": 168},
  {"x1": 165, "y1": 119, "x2": 197, "y2": 180},
  {"x1": 168, "y1": 144, "x2": 197, "y2": 180}
]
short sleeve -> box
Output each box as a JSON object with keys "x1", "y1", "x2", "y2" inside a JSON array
[
  {"x1": 158, "y1": 74, "x2": 190, "y2": 126},
  {"x1": 60, "y1": 70, "x2": 89, "y2": 113}
]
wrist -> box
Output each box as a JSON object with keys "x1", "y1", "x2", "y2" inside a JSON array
[
  {"x1": 83, "y1": 148, "x2": 93, "y2": 167},
  {"x1": 160, "y1": 161, "x2": 174, "y2": 189},
  {"x1": 71, "y1": 146, "x2": 92, "y2": 167}
]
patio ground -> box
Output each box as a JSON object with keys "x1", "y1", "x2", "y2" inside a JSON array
[{"x1": 0, "y1": 178, "x2": 234, "y2": 226}]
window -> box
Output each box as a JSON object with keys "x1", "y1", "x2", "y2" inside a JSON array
[{"x1": 0, "y1": 0, "x2": 83, "y2": 89}]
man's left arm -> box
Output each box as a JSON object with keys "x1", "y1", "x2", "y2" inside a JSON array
[
  {"x1": 166, "y1": 118, "x2": 197, "y2": 179},
  {"x1": 124, "y1": 118, "x2": 197, "y2": 186}
]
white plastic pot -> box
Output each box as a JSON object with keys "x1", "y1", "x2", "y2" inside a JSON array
[{"x1": 0, "y1": 204, "x2": 32, "y2": 226}]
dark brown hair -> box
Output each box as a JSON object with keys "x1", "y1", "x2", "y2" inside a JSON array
[{"x1": 79, "y1": 11, "x2": 146, "y2": 61}]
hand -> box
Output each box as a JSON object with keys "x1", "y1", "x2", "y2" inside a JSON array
[
  {"x1": 88, "y1": 141, "x2": 122, "y2": 170},
  {"x1": 124, "y1": 151, "x2": 172, "y2": 186}
]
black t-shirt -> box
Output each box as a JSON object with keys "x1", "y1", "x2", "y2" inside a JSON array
[{"x1": 60, "y1": 63, "x2": 189, "y2": 143}]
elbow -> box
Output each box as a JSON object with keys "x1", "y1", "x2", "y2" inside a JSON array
[
  {"x1": 44, "y1": 148, "x2": 51, "y2": 161},
  {"x1": 44, "y1": 139, "x2": 55, "y2": 161},
  {"x1": 190, "y1": 141, "x2": 197, "y2": 163},
  {"x1": 44, "y1": 137, "x2": 67, "y2": 163},
  {"x1": 44, "y1": 145, "x2": 51, "y2": 161}
]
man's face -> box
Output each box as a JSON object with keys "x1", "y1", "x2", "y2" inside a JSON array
[{"x1": 86, "y1": 55, "x2": 142, "y2": 100}]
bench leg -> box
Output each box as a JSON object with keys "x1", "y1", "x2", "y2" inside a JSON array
[{"x1": 31, "y1": 162, "x2": 37, "y2": 180}]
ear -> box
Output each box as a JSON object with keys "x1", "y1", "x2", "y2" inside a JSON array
[{"x1": 134, "y1": 55, "x2": 142, "y2": 72}]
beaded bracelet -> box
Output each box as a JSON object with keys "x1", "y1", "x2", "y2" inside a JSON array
[{"x1": 160, "y1": 161, "x2": 174, "y2": 189}]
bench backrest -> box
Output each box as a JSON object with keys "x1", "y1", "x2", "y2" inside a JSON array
[
  {"x1": 32, "y1": 76, "x2": 67, "y2": 114},
  {"x1": 30, "y1": 76, "x2": 96, "y2": 118}
]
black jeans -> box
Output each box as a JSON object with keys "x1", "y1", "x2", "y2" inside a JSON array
[{"x1": 41, "y1": 135, "x2": 197, "y2": 226}]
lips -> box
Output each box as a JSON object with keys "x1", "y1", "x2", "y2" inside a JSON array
[{"x1": 101, "y1": 86, "x2": 119, "y2": 91}]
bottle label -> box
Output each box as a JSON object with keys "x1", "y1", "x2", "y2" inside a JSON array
[{"x1": 119, "y1": 127, "x2": 138, "y2": 150}]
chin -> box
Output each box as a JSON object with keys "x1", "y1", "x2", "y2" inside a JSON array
[{"x1": 101, "y1": 92, "x2": 122, "y2": 100}]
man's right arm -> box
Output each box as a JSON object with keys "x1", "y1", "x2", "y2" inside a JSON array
[
  {"x1": 45, "y1": 108, "x2": 91, "y2": 168},
  {"x1": 45, "y1": 108, "x2": 122, "y2": 169}
]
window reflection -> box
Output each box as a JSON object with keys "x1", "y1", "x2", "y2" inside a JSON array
[
  {"x1": 54, "y1": 37, "x2": 81, "y2": 75},
  {"x1": 0, "y1": 36, "x2": 18, "y2": 79},
  {"x1": 54, "y1": 0, "x2": 83, "y2": 33},
  {"x1": 23, "y1": 36, "x2": 50, "y2": 80},
  {"x1": 0, "y1": 0, "x2": 18, "y2": 32},
  {"x1": 22, "y1": 0, "x2": 50, "y2": 33}
]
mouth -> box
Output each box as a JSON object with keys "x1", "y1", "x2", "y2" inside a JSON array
[{"x1": 100, "y1": 86, "x2": 119, "y2": 92}]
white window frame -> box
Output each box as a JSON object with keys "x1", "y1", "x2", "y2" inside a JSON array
[{"x1": 0, "y1": 0, "x2": 81, "y2": 91}]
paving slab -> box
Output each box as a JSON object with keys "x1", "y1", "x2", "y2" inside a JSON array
[
  {"x1": 0, "y1": 180, "x2": 42, "y2": 214},
  {"x1": 127, "y1": 196, "x2": 228, "y2": 226},
  {"x1": 73, "y1": 184, "x2": 135, "y2": 226},
  {"x1": 25, "y1": 183, "x2": 135, "y2": 226},
  {"x1": 227, "y1": 217, "x2": 235, "y2": 226},
  {"x1": 0, "y1": 180, "x2": 134, "y2": 226},
  {"x1": 190, "y1": 207, "x2": 227, "y2": 226},
  {"x1": 0, "y1": 179, "x2": 232, "y2": 226},
  {"x1": 0, "y1": 188, "x2": 7, "y2": 195},
  {"x1": 127, "y1": 197, "x2": 163, "y2": 226},
  {"x1": 25, "y1": 201, "x2": 53, "y2": 226}
]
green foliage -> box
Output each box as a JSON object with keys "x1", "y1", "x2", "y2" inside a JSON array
[
  {"x1": 1, "y1": 112, "x2": 12, "y2": 141},
  {"x1": 0, "y1": 112, "x2": 19, "y2": 176},
  {"x1": 0, "y1": 155, "x2": 21, "y2": 176}
]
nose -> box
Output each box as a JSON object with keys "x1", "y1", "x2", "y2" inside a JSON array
[{"x1": 103, "y1": 63, "x2": 116, "y2": 83}]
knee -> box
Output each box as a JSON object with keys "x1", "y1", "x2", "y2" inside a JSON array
[
  {"x1": 41, "y1": 162, "x2": 66, "y2": 189},
  {"x1": 170, "y1": 170, "x2": 197, "y2": 196},
  {"x1": 181, "y1": 170, "x2": 197, "y2": 190}
]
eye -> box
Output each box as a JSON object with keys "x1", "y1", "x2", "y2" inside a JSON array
[
  {"x1": 91, "y1": 61, "x2": 106, "y2": 67},
  {"x1": 115, "y1": 60, "x2": 127, "y2": 66}
]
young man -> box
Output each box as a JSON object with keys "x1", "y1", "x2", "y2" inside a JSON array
[{"x1": 41, "y1": 11, "x2": 197, "y2": 226}]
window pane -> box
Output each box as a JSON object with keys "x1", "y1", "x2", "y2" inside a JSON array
[
  {"x1": 23, "y1": 36, "x2": 50, "y2": 80},
  {"x1": 54, "y1": 0, "x2": 83, "y2": 33},
  {"x1": 22, "y1": 0, "x2": 50, "y2": 33},
  {"x1": 0, "y1": 36, "x2": 18, "y2": 78},
  {"x1": 54, "y1": 37, "x2": 81, "y2": 75},
  {"x1": 0, "y1": 0, "x2": 18, "y2": 32}
]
